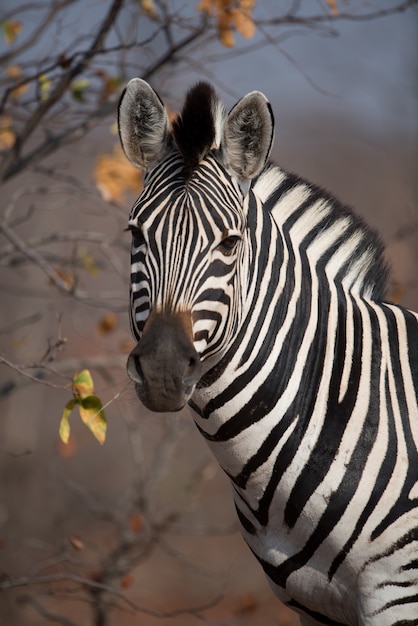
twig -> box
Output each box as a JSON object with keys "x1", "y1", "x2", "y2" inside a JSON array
[{"x1": 0, "y1": 571, "x2": 223, "y2": 619}]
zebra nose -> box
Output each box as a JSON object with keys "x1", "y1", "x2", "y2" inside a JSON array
[
  {"x1": 126, "y1": 313, "x2": 201, "y2": 412},
  {"x1": 126, "y1": 346, "x2": 144, "y2": 385},
  {"x1": 127, "y1": 343, "x2": 200, "y2": 389}
]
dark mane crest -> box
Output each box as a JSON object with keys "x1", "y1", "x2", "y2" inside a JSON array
[{"x1": 172, "y1": 82, "x2": 224, "y2": 177}]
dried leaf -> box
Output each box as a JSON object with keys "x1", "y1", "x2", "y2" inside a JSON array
[
  {"x1": 95, "y1": 144, "x2": 143, "y2": 205},
  {"x1": 196, "y1": 0, "x2": 213, "y2": 14},
  {"x1": 6, "y1": 65, "x2": 28, "y2": 101},
  {"x1": 218, "y1": 9, "x2": 235, "y2": 47},
  {"x1": 97, "y1": 313, "x2": 118, "y2": 335},
  {"x1": 120, "y1": 573, "x2": 134, "y2": 589},
  {"x1": 141, "y1": 0, "x2": 158, "y2": 18},
  {"x1": 233, "y1": 592, "x2": 258, "y2": 615},
  {"x1": 129, "y1": 512, "x2": 145, "y2": 534},
  {"x1": 231, "y1": 7, "x2": 255, "y2": 39},
  {"x1": 326, "y1": 0, "x2": 339, "y2": 16},
  {"x1": 73, "y1": 370, "x2": 95, "y2": 399},
  {"x1": 51, "y1": 267, "x2": 75, "y2": 288},
  {"x1": 119, "y1": 338, "x2": 135, "y2": 353},
  {"x1": 388, "y1": 281, "x2": 405, "y2": 304},
  {"x1": 78, "y1": 395, "x2": 107, "y2": 445},
  {"x1": 0, "y1": 115, "x2": 15, "y2": 151},
  {"x1": 2, "y1": 21, "x2": 22, "y2": 45}
]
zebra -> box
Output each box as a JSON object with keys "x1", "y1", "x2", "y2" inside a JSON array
[{"x1": 118, "y1": 78, "x2": 418, "y2": 626}]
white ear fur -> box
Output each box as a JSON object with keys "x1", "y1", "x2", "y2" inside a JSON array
[
  {"x1": 221, "y1": 91, "x2": 274, "y2": 183},
  {"x1": 118, "y1": 78, "x2": 171, "y2": 169}
]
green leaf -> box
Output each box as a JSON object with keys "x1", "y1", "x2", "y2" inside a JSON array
[
  {"x1": 59, "y1": 398, "x2": 78, "y2": 444},
  {"x1": 38, "y1": 73, "x2": 51, "y2": 101},
  {"x1": 73, "y1": 369, "x2": 94, "y2": 399},
  {"x1": 71, "y1": 78, "x2": 89, "y2": 102},
  {"x1": 2, "y1": 21, "x2": 22, "y2": 45},
  {"x1": 78, "y1": 395, "x2": 107, "y2": 445}
]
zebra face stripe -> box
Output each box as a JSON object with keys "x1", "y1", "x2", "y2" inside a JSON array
[{"x1": 128, "y1": 154, "x2": 248, "y2": 378}]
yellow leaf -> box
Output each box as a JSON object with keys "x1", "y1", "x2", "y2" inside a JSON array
[
  {"x1": 78, "y1": 396, "x2": 107, "y2": 445},
  {"x1": 38, "y1": 74, "x2": 51, "y2": 101},
  {"x1": 2, "y1": 21, "x2": 22, "y2": 45},
  {"x1": 78, "y1": 247, "x2": 99, "y2": 276},
  {"x1": 59, "y1": 398, "x2": 77, "y2": 444},
  {"x1": 94, "y1": 144, "x2": 143, "y2": 205},
  {"x1": 6, "y1": 65, "x2": 28, "y2": 101},
  {"x1": 73, "y1": 369, "x2": 95, "y2": 399},
  {"x1": 141, "y1": 0, "x2": 158, "y2": 18},
  {"x1": 0, "y1": 115, "x2": 15, "y2": 151}
]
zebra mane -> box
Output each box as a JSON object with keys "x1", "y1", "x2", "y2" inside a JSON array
[
  {"x1": 172, "y1": 82, "x2": 225, "y2": 178},
  {"x1": 255, "y1": 165, "x2": 390, "y2": 301}
]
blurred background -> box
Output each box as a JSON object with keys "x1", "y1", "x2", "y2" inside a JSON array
[{"x1": 0, "y1": 1, "x2": 417, "y2": 625}]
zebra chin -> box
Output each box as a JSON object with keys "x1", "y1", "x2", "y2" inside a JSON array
[
  {"x1": 126, "y1": 311, "x2": 202, "y2": 413},
  {"x1": 131, "y1": 381, "x2": 194, "y2": 413}
]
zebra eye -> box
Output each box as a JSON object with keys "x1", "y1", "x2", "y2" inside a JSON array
[
  {"x1": 218, "y1": 235, "x2": 240, "y2": 256},
  {"x1": 127, "y1": 224, "x2": 144, "y2": 247}
]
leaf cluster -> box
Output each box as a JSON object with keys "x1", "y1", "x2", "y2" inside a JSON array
[{"x1": 59, "y1": 370, "x2": 107, "y2": 445}]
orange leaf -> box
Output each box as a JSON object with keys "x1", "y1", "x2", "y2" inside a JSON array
[
  {"x1": 120, "y1": 573, "x2": 134, "y2": 589},
  {"x1": 231, "y1": 7, "x2": 255, "y2": 39},
  {"x1": 6, "y1": 65, "x2": 28, "y2": 101},
  {"x1": 51, "y1": 267, "x2": 75, "y2": 289},
  {"x1": 326, "y1": 0, "x2": 339, "y2": 16},
  {"x1": 0, "y1": 115, "x2": 15, "y2": 151},
  {"x1": 97, "y1": 313, "x2": 118, "y2": 335},
  {"x1": 129, "y1": 512, "x2": 145, "y2": 534},
  {"x1": 233, "y1": 592, "x2": 258, "y2": 615},
  {"x1": 218, "y1": 9, "x2": 235, "y2": 47},
  {"x1": 95, "y1": 144, "x2": 143, "y2": 205}
]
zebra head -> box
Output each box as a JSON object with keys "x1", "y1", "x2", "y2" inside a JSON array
[{"x1": 118, "y1": 79, "x2": 274, "y2": 412}]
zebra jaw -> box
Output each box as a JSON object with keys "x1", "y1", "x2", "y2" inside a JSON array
[{"x1": 127, "y1": 311, "x2": 201, "y2": 412}]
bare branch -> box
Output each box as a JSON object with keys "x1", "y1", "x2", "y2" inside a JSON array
[{"x1": 0, "y1": 0, "x2": 125, "y2": 181}]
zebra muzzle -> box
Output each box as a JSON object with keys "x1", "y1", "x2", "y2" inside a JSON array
[{"x1": 127, "y1": 311, "x2": 201, "y2": 412}]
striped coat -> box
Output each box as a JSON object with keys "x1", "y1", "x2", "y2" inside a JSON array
[{"x1": 118, "y1": 79, "x2": 418, "y2": 625}]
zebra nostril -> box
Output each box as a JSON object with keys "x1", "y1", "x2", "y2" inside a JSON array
[
  {"x1": 127, "y1": 351, "x2": 144, "y2": 384},
  {"x1": 184, "y1": 353, "x2": 201, "y2": 386},
  {"x1": 134, "y1": 355, "x2": 143, "y2": 380}
]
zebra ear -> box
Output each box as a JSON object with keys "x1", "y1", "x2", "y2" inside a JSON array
[
  {"x1": 118, "y1": 78, "x2": 171, "y2": 169},
  {"x1": 221, "y1": 91, "x2": 274, "y2": 183}
]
